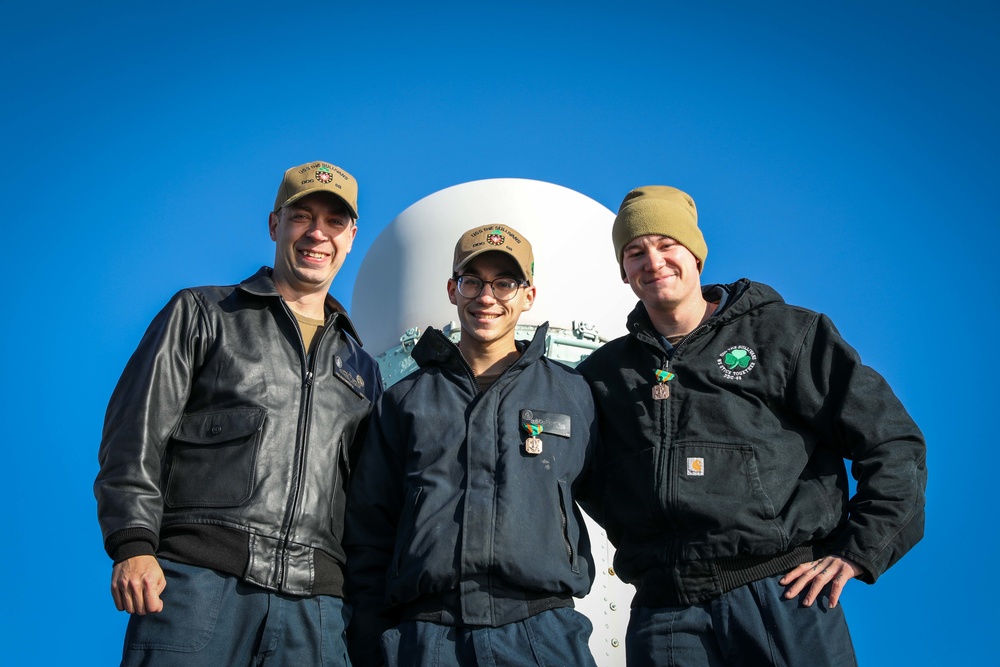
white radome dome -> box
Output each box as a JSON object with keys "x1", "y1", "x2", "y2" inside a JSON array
[{"x1": 352, "y1": 178, "x2": 633, "y2": 357}]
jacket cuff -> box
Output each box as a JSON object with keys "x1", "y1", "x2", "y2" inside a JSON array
[
  {"x1": 827, "y1": 545, "x2": 876, "y2": 584},
  {"x1": 106, "y1": 527, "x2": 159, "y2": 563}
]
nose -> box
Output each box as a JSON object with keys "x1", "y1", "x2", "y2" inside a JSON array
[
  {"x1": 643, "y1": 247, "x2": 664, "y2": 271},
  {"x1": 305, "y1": 220, "x2": 329, "y2": 240},
  {"x1": 476, "y1": 283, "x2": 499, "y2": 303}
]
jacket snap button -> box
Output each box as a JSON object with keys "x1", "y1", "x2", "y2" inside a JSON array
[{"x1": 211, "y1": 425, "x2": 222, "y2": 435}]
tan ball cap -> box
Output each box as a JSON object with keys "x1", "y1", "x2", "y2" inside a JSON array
[
  {"x1": 453, "y1": 224, "x2": 534, "y2": 283},
  {"x1": 274, "y1": 161, "x2": 358, "y2": 218}
]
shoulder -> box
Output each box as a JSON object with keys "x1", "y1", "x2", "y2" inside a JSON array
[
  {"x1": 151, "y1": 285, "x2": 222, "y2": 321},
  {"x1": 538, "y1": 355, "x2": 585, "y2": 378},
  {"x1": 336, "y1": 334, "x2": 384, "y2": 402},
  {"x1": 381, "y1": 365, "x2": 440, "y2": 405},
  {"x1": 726, "y1": 281, "x2": 821, "y2": 333},
  {"x1": 159, "y1": 280, "x2": 279, "y2": 331},
  {"x1": 173, "y1": 281, "x2": 251, "y2": 313},
  {"x1": 537, "y1": 356, "x2": 592, "y2": 391},
  {"x1": 577, "y1": 334, "x2": 634, "y2": 377},
  {"x1": 750, "y1": 300, "x2": 820, "y2": 329},
  {"x1": 518, "y1": 356, "x2": 595, "y2": 414}
]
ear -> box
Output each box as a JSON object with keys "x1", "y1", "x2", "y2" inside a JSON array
[
  {"x1": 268, "y1": 211, "x2": 280, "y2": 241},
  {"x1": 520, "y1": 285, "x2": 537, "y2": 312},
  {"x1": 344, "y1": 221, "x2": 358, "y2": 252},
  {"x1": 447, "y1": 277, "x2": 458, "y2": 306}
]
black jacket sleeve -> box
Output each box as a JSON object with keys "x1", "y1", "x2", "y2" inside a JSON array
[
  {"x1": 94, "y1": 290, "x2": 206, "y2": 561},
  {"x1": 786, "y1": 313, "x2": 927, "y2": 582},
  {"x1": 344, "y1": 393, "x2": 406, "y2": 667}
]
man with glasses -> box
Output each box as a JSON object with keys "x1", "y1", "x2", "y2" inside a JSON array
[
  {"x1": 577, "y1": 185, "x2": 927, "y2": 666},
  {"x1": 345, "y1": 225, "x2": 601, "y2": 667}
]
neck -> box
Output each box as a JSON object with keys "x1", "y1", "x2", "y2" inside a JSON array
[
  {"x1": 274, "y1": 279, "x2": 329, "y2": 320},
  {"x1": 646, "y1": 293, "x2": 716, "y2": 339},
  {"x1": 459, "y1": 337, "x2": 520, "y2": 377}
]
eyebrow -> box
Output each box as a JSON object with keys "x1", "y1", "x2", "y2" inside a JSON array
[
  {"x1": 625, "y1": 235, "x2": 676, "y2": 252},
  {"x1": 287, "y1": 203, "x2": 352, "y2": 221}
]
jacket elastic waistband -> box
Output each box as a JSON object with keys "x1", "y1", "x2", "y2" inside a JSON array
[
  {"x1": 158, "y1": 523, "x2": 346, "y2": 597},
  {"x1": 633, "y1": 545, "x2": 820, "y2": 608}
]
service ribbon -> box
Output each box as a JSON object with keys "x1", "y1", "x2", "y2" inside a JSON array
[
  {"x1": 654, "y1": 369, "x2": 675, "y2": 383},
  {"x1": 524, "y1": 423, "x2": 544, "y2": 437}
]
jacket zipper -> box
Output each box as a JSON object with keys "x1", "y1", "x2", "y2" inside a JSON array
[
  {"x1": 644, "y1": 323, "x2": 712, "y2": 539},
  {"x1": 276, "y1": 303, "x2": 331, "y2": 588},
  {"x1": 451, "y1": 337, "x2": 518, "y2": 396},
  {"x1": 460, "y1": 353, "x2": 483, "y2": 394}
]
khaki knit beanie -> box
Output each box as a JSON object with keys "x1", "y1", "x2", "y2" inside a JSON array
[{"x1": 612, "y1": 186, "x2": 708, "y2": 277}]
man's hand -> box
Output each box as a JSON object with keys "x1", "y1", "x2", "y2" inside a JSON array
[
  {"x1": 111, "y1": 555, "x2": 166, "y2": 614},
  {"x1": 779, "y1": 556, "x2": 860, "y2": 609}
]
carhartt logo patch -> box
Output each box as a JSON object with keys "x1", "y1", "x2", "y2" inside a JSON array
[
  {"x1": 687, "y1": 457, "x2": 704, "y2": 476},
  {"x1": 717, "y1": 345, "x2": 757, "y2": 380}
]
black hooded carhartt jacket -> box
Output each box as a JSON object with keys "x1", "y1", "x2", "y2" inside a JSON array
[{"x1": 578, "y1": 279, "x2": 926, "y2": 607}]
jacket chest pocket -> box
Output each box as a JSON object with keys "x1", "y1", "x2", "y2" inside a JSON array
[{"x1": 164, "y1": 407, "x2": 267, "y2": 508}]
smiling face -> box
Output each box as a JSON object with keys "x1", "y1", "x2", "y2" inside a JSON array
[
  {"x1": 622, "y1": 234, "x2": 702, "y2": 313},
  {"x1": 447, "y1": 251, "x2": 535, "y2": 354},
  {"x1": 268, "y1": 191, "x2": 357, "y2": 300}
]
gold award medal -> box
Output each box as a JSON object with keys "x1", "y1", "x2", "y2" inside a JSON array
[
  {"x1": 653, "y1": 367, "x2": 675, "y2": 400},
  {"x1": 523, "y1": 422, "x2": 544, "y2": 455}
]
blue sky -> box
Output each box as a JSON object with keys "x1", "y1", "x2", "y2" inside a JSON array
[{"x1": 1, "y1": 1, "x2": 996, "y2": 664}]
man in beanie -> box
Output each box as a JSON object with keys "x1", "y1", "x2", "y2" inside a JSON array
[
  {"x1": 95, "y1": 161, "x2": 382, "y2": 665},
  {"x1": 345, "y1": 225, "x2": 601, "y2": 667},
  {"x1": 578, "y1": 186, "x2": 926, "y2": 666}
]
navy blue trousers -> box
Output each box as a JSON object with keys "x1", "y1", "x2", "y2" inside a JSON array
[
  {"x1": 120, "y1": 559, "x2": 351, "y2": 666},
  {"x1": 626, "y1": 575, "x2": 857, "y2": 667}
]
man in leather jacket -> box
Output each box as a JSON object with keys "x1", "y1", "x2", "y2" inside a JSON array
[
  {"x1": 577, "y1": 186, "x2": 927, "y2": 667},
  {"x1": 95, "y1": 161, "x2": 382, "y2": 666}
]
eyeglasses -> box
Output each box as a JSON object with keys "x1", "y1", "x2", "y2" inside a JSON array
[{"x1": 454, "y1": 275, "x2": 528, "y2": 301}]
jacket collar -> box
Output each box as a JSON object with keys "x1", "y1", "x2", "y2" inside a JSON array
[
  {"x1": 625, "y1": 278, "x2": 780, "y2": 341},
  {"x1": 411, "y1": 321, "x2": 550, "y2": 374},
  {"x1": 238, "y1": 266, "x2": 365, "y2": 346}
]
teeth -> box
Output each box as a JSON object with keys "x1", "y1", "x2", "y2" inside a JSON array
[{"x1": 301, "y1": 251, "x2": 325, "y2": 259}]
